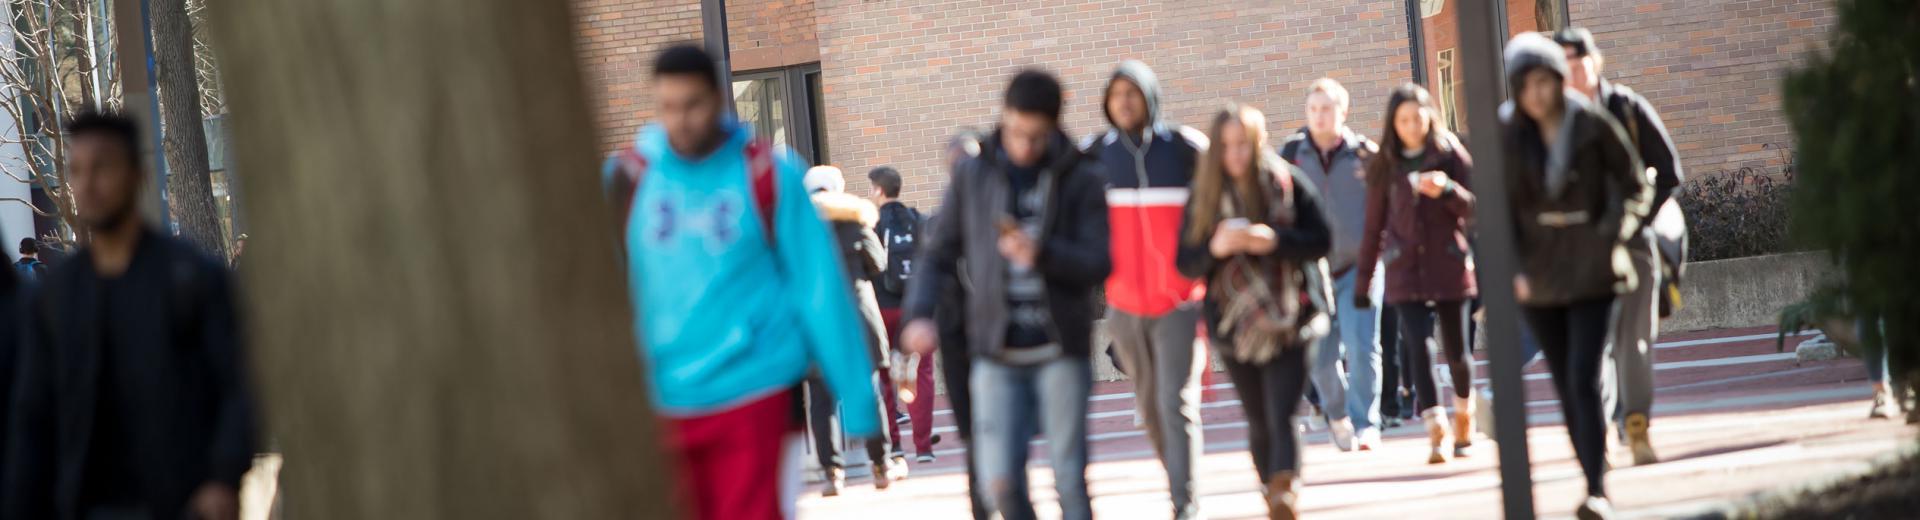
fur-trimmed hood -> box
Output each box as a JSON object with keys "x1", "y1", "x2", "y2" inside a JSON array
[{"x1": 811, "y1": 192, "x2": 878, "y2": 227}]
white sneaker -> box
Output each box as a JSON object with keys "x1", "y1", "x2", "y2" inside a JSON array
[
  {"x1": 1329, "y1": 417, "x2": 1356, "y2": 452},
  {"x1": 1355, "y1": 427, "x2": 1382, "y2": 451}
]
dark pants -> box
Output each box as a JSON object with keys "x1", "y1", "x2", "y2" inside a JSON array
[
  {"x1": 1220, "y1": 343, "x2": 1310, "y2": 482},
  {"x1": 937, "y1": 312, "x2": 989, "y2": 520},
  {"x1": 1378, "y1": 306, "x2": 1409, "y2": 419},
  {"x1": 1396, "y1": 300, "x2": 1474, "y2": 411},
  {"x1": 1524, "y1": 299, "x2": 1615, "y2": 498},
  {"x1": 804, "y1": 375, "x2": 890, "y2": 472}
]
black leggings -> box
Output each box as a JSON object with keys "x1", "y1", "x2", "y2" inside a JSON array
[
  {"x1": 1379, "y1": 306, "x2": 1408, "y2": 418},
  {"x1": 1220, "y1": 343, "x2": 1309, "y2": 482},
  {"x1": 804, "y1": 375, "x2": 891, "y2": 470},
  {"x1": 1525, "y1": 299, "x2": 1615, "y2": 498},
  {"x1": 1396, "y1": 300, "x2": 1474, "y2": 411}
]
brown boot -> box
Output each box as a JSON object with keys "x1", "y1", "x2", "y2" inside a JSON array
[
  {"x1": 1452, "y1": 395, "x2": 1476, "y2": 457},
  {"x1": 821, "y1": 468, "x2": 845, "y2": 497},
  {"x1": 1265, "y1": 471, "x2": 1299, "y2": 520},
  {"x1": 1624, "y1": 413, "x2": 1658, "y2": 465},
  {"x1": 1422, "y1": 407, "x2": 1451, "y2": 464}
]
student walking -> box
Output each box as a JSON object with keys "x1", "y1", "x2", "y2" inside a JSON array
[
  {"x1": 1501, "y1": 33, "x2": 1653, "y2": 520},
  {"x1": 4, "y1": 112, "x2": 259, "y2": 520},
  {"x1": 1354, "y1": 83, "x2": 1480, "y2": 464},
  {"x1": 900, "y1": 69, "x2": 1111, "y2": 520},
  {"x1": 866, "y1": 165, "x2": 941, "y2": 463},
  {"x1": 932, "y1": 129, "x2": 993, "y2": 520},
  {"x1": 604, "y1": 45, "x2": 881, "y2": 520},
  {"x1": 800, "y1": 165, "x2": 904, "y2": 496},
  {"x1": 12, "y1": 238, "x2": 47, "y2": 284},
  {"x1": 1277, "y1": 78, "x2": 1384, "y2": 451},
  {"x1": 1175, "y1": 104, "x2": 1333, "y2": 520},
  {"x1": 1555, "y1": 27, "x2": 1686, "y2": 466},
  {"x1": 1086, "y1": 59, "x2": 1209, "y2": 518}
]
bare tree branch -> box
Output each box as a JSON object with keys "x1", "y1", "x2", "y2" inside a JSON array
[{"x1": 0, "y1": 197, "x2": 54, "y2": 216}]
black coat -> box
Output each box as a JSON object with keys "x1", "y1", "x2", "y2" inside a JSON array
[
  {"x1": 905, "y1": 129, "x2": 1112, "y2": 360},
  {"x1": 1502, "y1": 95, "x2": 1653, "y2": 306},
  {"x1": 813, "y1": 192, "x2": 890, "y2": 365},
  {"x1": 4, "y1": 230, "x2": 258, "y2": 520}
]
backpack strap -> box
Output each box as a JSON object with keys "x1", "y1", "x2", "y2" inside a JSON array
[
  {"x1": 745, "y1": 139, "x2": 778, "y2": 247},
  {"x1": 610, "y1": 146, "x2": 650, "y2": 237}
]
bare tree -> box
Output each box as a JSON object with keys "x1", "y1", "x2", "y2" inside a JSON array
[
  {"x1": 150, "y1": 0, "x2": 223, "y2": 257},
  {"x1": 209, "y1": 0, "x2": 674, "y2": 517},
  {"x1": 0, "y1": 0, "x2": 117, "y2": 246}
]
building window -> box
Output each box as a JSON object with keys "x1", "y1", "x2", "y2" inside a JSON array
[
  {"x1": 732, "y1": 63, "x2": 828, "y2": 165},
  {"x1": 1406, "y1": 0, "x2": 1569, "y2": 136}
]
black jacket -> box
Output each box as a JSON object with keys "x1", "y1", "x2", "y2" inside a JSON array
[
  {"x1": 905, "y1": 129, "x2": 1112, "y2": 360},
  {"x1": 1597, "y1": 80, "x2": 1683, "y2": 212},
  {"x1": 1501, "y1": 95, "x2": 1652, "y2": 306},
  {"x1": 814, "y1": 192, "x2": 891, "y2": 366},
  {"x1": 1175, "y1": 159, "x2": 1335, "y2": 348},
  {"x1": 4, "y1": 229, "x2": 259, "y2": 520}
]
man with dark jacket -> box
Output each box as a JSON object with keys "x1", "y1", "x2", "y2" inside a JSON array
[
  {"x1": 1083, "y1": 60, "x2": 1208, "y2": 518},
  {"x1": 802, "y1": 165, "x2": 904, "y2": 495},
  {"x1": 1278, "y1": 78, "x2": 1385, "y2": 451},
  {"x1": 5, "y1": 111, "x2": 258, "y2": 520},
  {"x1": 901, "y1": 69, "x2": 1111, "y2": 520},
  {"x1": 1502, "y1": 32, "x2": 1652, "y2": 519},
  {"x1": 867, "y1": 165, "x2": 940, "y2": 463},
  {"x1": 1555, "y1": 27, "x2": 1683, "y2": 466}
]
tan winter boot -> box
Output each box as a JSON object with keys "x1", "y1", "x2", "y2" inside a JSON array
[
  {"x1": 1624, "y1": 413, "x2": 1658, "y2": 466},
  {"x1": 1423, "y1": 407, "x2": 1451, "y2": 464},
  {"x1": 1452, "y1": 394, "x2": 1477, "y2": 458},
  {"x1": 1869, "y1": 383, "x2": 1892, "y2": 419},
  {"x1": 1265, "y1": 471, "x2": 1299, "y2": 520},
  {"x1": 821, "y1": 468, "x2": 845, "y2": 497}
]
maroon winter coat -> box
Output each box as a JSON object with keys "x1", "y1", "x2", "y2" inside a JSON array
[{"x1": 1356, "y1": 131, "x2": 1477, "y2": 304}]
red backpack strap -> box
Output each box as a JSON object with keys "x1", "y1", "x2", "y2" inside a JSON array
[
  {"x1": 745, "y1": 139, "x2": 778, "y2": 247},
  {"x1": 611, "y1": 146, "x2": 650, "y2": 236}
]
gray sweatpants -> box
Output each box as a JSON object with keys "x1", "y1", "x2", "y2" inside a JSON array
[
  {"x1": 1106, "y1": 305, "x2": 1205, "y2": 512},
  {"x1": 1605, "y1": 231, "x2": 1660, "y2": 428}
]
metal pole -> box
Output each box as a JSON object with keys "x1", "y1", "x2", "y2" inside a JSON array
[
  {"x1": 113, "y1": 0, "x2": 167, "y2": 227},
  {"x1": 1457, "y1": 1, "x2": 1536, "y2": 518},
  {"x1": 699, "y1": 0, "x2": 734, "y2": 114}
]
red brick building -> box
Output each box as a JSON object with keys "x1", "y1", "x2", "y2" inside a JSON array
[{"x1": 573, "y1": 0, "x2": 1831, "y2": 207}]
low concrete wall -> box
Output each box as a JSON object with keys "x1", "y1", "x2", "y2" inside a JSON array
[
  {"x1": 953, "y1": 252, "x2": 1835, "y2": 385},
  {"x1": 1665, "y1": 251, "x2": 1834, "y2": 333}
]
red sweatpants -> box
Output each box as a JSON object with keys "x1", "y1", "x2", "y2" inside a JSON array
[
  {"x1": 666, "y1": 390, "x2": 794, "y2": 520},
  {"x1": 880, "y1": 308, "x2": 939, "y2": 455}
]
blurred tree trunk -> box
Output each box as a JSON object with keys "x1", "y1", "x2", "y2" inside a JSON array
[
  {"x1": 151, "y1": 0, "x2": 225, "y2": 256},
  {"x1": 207, "y1": 1, "x2": 673, "y2": 518}
]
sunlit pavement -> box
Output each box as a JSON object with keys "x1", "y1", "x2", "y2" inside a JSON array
[{"x1": 797, "y1": 326, "x2": 1920, "y2": 519}]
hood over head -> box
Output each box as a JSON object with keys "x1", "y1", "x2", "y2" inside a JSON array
[
  {"x1": 1104, "y1": 60, "x2": 1164, "y2": 133},
  {"x1": 804, "y1": 165, "x2": 847, "y2": 194},
  {"x1": 1504, "y1": 32, "x2": 1570, "y2": 96}
]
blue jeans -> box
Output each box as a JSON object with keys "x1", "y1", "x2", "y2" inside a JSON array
[
  {"x1": 971, "y1": 355, "x2": 1093, "y2": 520},
  {"x1": 1310, "y1": 264, "x2": 1384, "y2": 431}
]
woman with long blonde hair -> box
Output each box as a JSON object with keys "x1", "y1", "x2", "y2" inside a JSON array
[{"x1": 1175, "y1": 104, "x2": 1333, "y2": 519}]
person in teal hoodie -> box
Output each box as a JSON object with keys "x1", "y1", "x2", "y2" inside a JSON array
[{"x1": 605, "y1": 45, "x2": 880, "y2": 520}]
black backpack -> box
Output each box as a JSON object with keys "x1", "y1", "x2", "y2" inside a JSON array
[{"x1": 878, "y1": 205, "x2": 924, "y2": 294}]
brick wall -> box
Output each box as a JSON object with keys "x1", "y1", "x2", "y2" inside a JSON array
[
  {"x1": 573, "y1": 0, "x2": 703, "y2": 152},
  {"x1": 817, "y1": 0, "x2": 1415, "y2": 207},
  {"x1": 1573, "y1": 0, "x2": 1834, "y2": 179},
  {"x1": 728, "y1": 0, "x2": 822, "y2": 71}
]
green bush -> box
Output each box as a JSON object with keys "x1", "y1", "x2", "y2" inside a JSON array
[{"x1": 1782, "y1": 0, "x2": 1920, "y2": 396}]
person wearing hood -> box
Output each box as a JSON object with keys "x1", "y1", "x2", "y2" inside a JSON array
[
  {"x1": 1500, "y1": 32, "x2": 1652, "y2": 520},
  {"x1": 1554, "y1": 27, "x2": 1686, "y2": 466},
  {"x1": 1277, "y1": 78, "x2": 1386, "y2": 452},
  {"x1": 601, "y1": 45, "x2": 880, "y2": 519},
  {"x1": 900, "y1": 69, "x2": 1111, "y2": 520},
  {"x1": 1084, "y1": 60, "x2": 1209, "y2": 518},
  {"x1": 800, "y1": 165, "x2": 906, "y2": 496}
]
